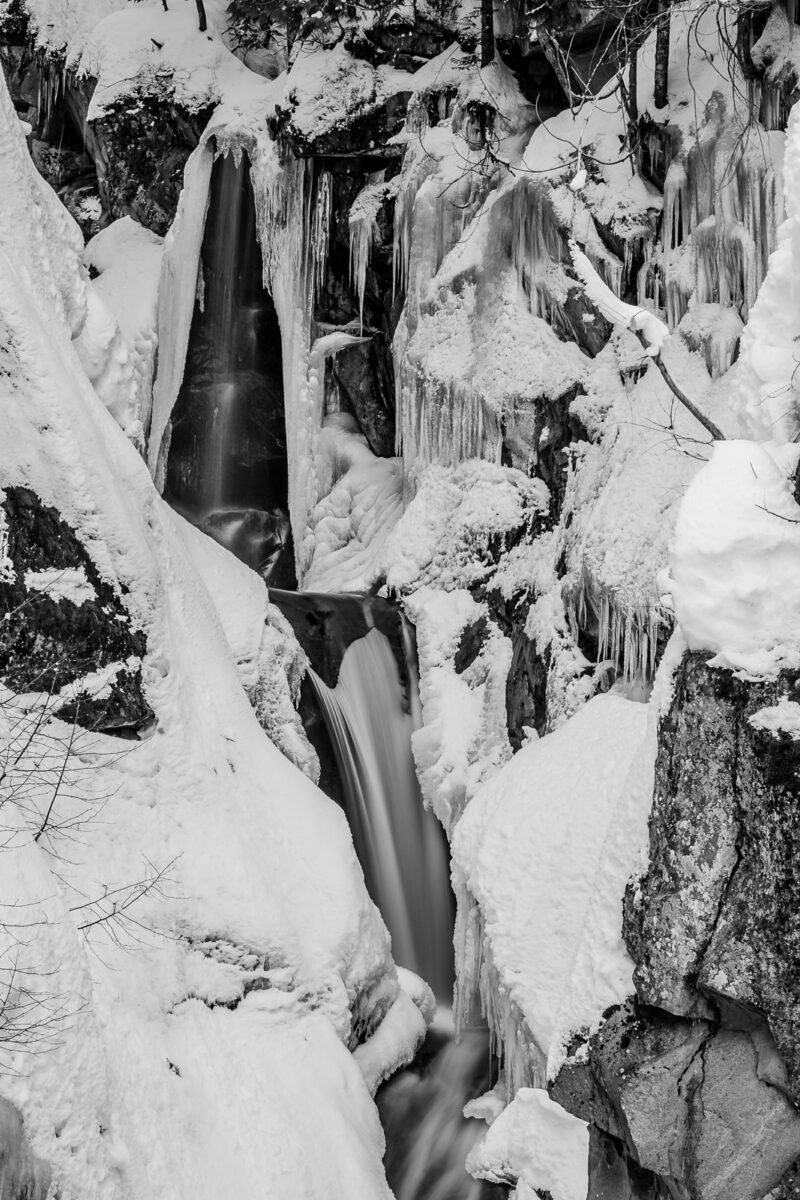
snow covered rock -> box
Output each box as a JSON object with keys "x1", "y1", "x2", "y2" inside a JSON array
[
  {"x1": 453, "y1": 691, "x2": 655, "y2": 1084},
  {"x1": 670, "y1": 440, "x2": 800, "y2": 675},
  {"x1": 466, "y1": 1088, "x2": 589, "y2": 1200}
]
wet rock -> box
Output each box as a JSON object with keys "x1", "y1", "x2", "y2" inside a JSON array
[
  {"x1": 0, "y1": 1096, "x2": 50, "y2": 1200},
  {"x1": 624, "y1": 652, "x2": 800, "y2": 1099},
  {"x1": 505, "y1": 623, "x2": 548, "y2": 749},
  {"x1": 268, "y1": 589, "x2": 410, "y2": 691},
  {"x1": 587, "y1": 1126, "x2": 668, "y2": 1200},
  {"x1": 0, "y1": 487, "x2": 153, "y2": 736},
  {"x1": 30, "y1": 138, "x2": 92, "y2": 188},
  {"x1": 454, "y1": 616, "x2": 491, "y2": 676}
]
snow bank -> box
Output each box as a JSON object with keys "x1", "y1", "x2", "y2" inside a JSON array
[
  {"x1": 670, "y1": 440, "x2": 800, "y2": 675},
  {"x1": 466, "y1": 1088, "x2": 589, "y2": 1200},
  {"x1": 452, "y1": 692, "x2": 654, "y2": 1080}
]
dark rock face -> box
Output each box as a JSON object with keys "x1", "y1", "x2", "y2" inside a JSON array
[
  {"x1": 90, "y1": 95, "x2": 210, "y2": 235},
  {"x1": 624, "y1": 652, "x2": 800, "y2": 1099},
  {"x1": 0, "y1": 487, "x2": 153, "y2": 736},
  {"x1": 555, "y1": 999, "x2": 800, "y2": 1200},
  {"x1": 0, "y1": 1096, "x2": 50, "y2": 1200},
  {"x1": 547, "y1": 650, "x2": 800, "y2": 1200}
]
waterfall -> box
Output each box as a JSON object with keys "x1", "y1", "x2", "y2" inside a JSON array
[
  {"x1": 164, "y1": 151, "x2": 294, "y2": 585},
  {"x1": 280, "y1": 594, "x2": 500, "y2": 1200},
  {"x1": 308, "y1": 626, "x2": 454, "y2": 1001}
]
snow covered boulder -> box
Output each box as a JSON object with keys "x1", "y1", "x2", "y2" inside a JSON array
[{"x1": 452, "y1": 691, "x2": 655, "y2": 1085}]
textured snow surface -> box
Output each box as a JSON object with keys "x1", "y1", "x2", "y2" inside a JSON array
[
  {"x1": 671, "y1": 439, "x2": 800, "y2": 675},
  {"x1": 386, "y1": 461, "x2": 548, "y2": 594},
  {"x1": 0, "y1": 73, "x2": 407, "y2": 1200},
  {"x1": 453, "y1": 693, "x2": 654, "y2": 1080},
  {"x1": 467, "y1": 1088, "x2": 589, "y2": 1200}
]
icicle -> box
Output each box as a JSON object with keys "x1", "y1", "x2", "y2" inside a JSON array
[
  {"x1": 453, "y1": 884, "x2": 545, "y2": 1101},
  {"x1": 312, "y1": 170, "x2": 332, "y2": 301},
  {"x1": 348, "y1": 173, "x2": 392, "y2": 332}
]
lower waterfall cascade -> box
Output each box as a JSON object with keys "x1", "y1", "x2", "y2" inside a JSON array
[
  {"x1": 271, "y1": 589, "x2": 500, "y2": 1198},
  {"x1": 6, "y1": 2, "x2": 800, "y2": 1196}
]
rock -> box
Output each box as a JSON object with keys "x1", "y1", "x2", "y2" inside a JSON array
[
  {"x1": 686, "y1": 1031, "x2": 800, "y2": 1200},
  {"x1": 624, "y1": 651, "x2": 800, "y2": 1100},
  {"x1": 590, "y1": 1001, "x2": 709, "y2": 1184},
  {"x1": 0, "y1": 487, "x2": 153, "y2": 736}
]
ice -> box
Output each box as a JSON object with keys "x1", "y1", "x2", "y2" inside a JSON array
[
  {"x1": 349, "y1": 174, "x2": 394, "y2": 330},
  {"x1": 148, "y1": 142, "x2": 214, "y2": 484},
  {"x1": 750, "y1": 697, "x2": 800, "y2": 740}
]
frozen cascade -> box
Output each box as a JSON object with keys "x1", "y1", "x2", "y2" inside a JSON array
[{"x1": 308, "y1": 627, "x2": 453, "y2": 999}]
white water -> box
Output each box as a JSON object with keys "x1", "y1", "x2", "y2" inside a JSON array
[{"x1": 309, "y1": 628, "x2": 453, "y2": 1000}]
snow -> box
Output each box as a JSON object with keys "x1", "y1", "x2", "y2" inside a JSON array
[
  {"x1": 385, "y1": 461, "x2": 549, "y2": 594},
  {"x1": 0, "y1": 67, "x2": 413, "y2": 1199},
  {"x1": 569, "y1": 240, "x2": 669, "y2": 356},
  {"x1": 452, "y1": 692, "x2": 654, "y2": 1081},
  {"x1": 84, "y1": 217, "x2": 164, "y2": 436},
  {"x1": 81, "y1": 4, "x2": 265, "y2": 119},
  {"x1": 750, "y1": 697, "x2": 800, "y2": 741},
  {"x1": 23, "y1": 565, "x2": 96, "y2": 604},
  {"x1": 302, "y1": 418, "x2": 404, "y2": 594},
  {"x1": 466, "y1": 1088, "x2": 589, "y2": 1200},
  {"x1": 670, "y1": 440, "x2": 800, "y2": 675}
]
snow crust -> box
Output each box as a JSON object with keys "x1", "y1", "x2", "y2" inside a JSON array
[
  {"x1": 452, "y1": 693, "x2": 654, "y2": 1081},
  {"x1": 671, "y1": 440, "x2": 800, "y2": 674}
]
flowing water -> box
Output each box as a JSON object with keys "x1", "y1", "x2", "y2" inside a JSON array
[{"x1": 301, "y1": 610, "x2": 503, "y2": 1199}]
